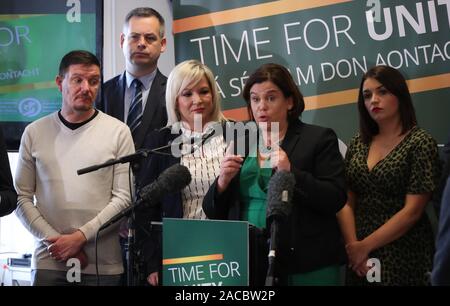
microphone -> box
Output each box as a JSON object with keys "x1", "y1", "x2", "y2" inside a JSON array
[
  {"x1": 187, "y1": 124, "x2": 217, "y2": 154},
  {"x1": 162, "y1": 122, "x2": 220, "y2": 157},
  {"x1": 266, "y1": 171, "x2": 295, "y2": 221},
  {"x1": 265, "y1": 170, "x2": 295, "y2": 286},
  {"x1": 98, "y1": 164, "x2": 192, "y2": 231},
  {"x1": 77, "y1": 150, "x2": 151, "y2": 175}
]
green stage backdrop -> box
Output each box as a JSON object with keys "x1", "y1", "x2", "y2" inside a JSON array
[
  {"x1": 173, "y1": 0, "x2": 450, "y2": 144},
  {"x1": 0, "y1": 0, "x2": 102, "y2": 150}
]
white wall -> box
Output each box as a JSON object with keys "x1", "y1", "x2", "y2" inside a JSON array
[
  {"x1": 102, "y1": 0, "x2": 175, "y2": 80},
  {"x1": 0, "y1": 153, "x2": 34, "y2": 255}
]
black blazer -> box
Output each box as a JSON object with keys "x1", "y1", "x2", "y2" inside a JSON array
[
  {"x1": 96, "y1": 70, "x2": 168, "y2": 149},
  {"x1": 432, "y1": 176, "x2": 450, "y2": 285},
  {"x1": 133, "y1": 127, "x2": 180, "y2": 281},
  {"x1": 0, "y1": 125, "x2": 17, "y2": 217},
  {"x1": 203, "y1": 119, "x2": 347, "y2": 277},
  {"x1": 136, "y1": 126, "x2": 183, "y2": 219}
]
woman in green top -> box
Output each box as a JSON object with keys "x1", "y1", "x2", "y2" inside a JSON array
[{"x1": 203, "y1": 63, "x2": 347, "y2": 285}]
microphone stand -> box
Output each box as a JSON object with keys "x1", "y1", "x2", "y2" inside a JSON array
[
  {"x1": 77, "y1": 144, "x2": 171, "y2": 286},
  {"x1": 265, "y1": 218, "x2": 279, "y2": 286},
  {"x1": 77, "y1": 146, "x2": 169, "y2": 175},
  {"x1": 127, "y1": 183, "x2": 137, "y2": 287},
  {"x1": 77, "y1": 129, "x2": 216, "y2": 286}
]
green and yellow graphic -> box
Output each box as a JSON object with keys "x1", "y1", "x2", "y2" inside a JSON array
[
  {"x1": 163, "y1": 218, "x2": 249, "y2": 286},
  {"x1": 173, "y1": 0, "x2": 450, "y2": 143}
]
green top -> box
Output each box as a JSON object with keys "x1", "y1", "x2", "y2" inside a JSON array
[{"x1": 239, "y1": 154, "x2": 272, "y2": 229}]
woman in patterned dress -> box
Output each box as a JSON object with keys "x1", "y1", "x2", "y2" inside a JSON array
[{"x1": 337, "y1": 65, "x2": 441, "y2": 285}]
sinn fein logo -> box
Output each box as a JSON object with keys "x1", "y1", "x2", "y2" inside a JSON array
[{"x1": 18, "y1": 97, "x2": 42, "y2": 117}]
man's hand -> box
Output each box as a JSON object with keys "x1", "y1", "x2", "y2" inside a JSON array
[
  {"x1": 47, "y1": 230, "x2": 87, "y2": 262},
  {"x1": 72, "y1": 249, "x2": 88, "y2": 269}
]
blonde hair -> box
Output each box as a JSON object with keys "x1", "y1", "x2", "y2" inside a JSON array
[{"x1": 166, "y1": 59, "x2": 225, "y2": 126}]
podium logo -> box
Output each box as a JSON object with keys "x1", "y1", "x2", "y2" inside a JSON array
[{"x1": 164, "y1": 253, "x2": 242, "y2": 286}]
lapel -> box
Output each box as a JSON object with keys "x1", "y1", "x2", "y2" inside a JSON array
[
  {"x1": 111, "y1": 73, "x2": 126, "y2": 120},
  {"x1": 134, "y1": 70, "x2": 167, "y2": 149},
  {"x1": 281, "y1": 119, "x2": 303, "y2": 157}
]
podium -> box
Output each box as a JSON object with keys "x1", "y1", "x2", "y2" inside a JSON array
[{"x1": 162, "y1": 218, "x2": 249, "y2": 286}]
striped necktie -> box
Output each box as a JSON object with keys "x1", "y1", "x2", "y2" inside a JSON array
[{"x1": 127, "y1": 79, "x2": 143, "y2": 138}]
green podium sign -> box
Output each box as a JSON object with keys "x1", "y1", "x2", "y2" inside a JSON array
[{"x1": 163, "y1": 218, "x2": 249, "y2": 286}]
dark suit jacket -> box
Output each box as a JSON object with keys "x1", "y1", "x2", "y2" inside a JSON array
[
  {"x1": 203, "y1": 119, "x2": 347, "y2": 280},
  {"x1": 432, "y1": 135, "x2": 450, "y2": 285},
  {"x1": 136, "y1": 127, "x2": 184, "y2": 219},
  {"x1": 96, "y1": 70, "x2": 168, "y2": 149},
  {"x1": 0, "y1": 125, "x2": 17, "y2": 217},
  {"x1": 134, "y1": 126, "x2": 180, "y2": 283},
  {"x1": 435, "y1": 134, "x2": 450, "y2": 206},
  {"x1": 432, "y1": 176, "x2": 450, "y2": 285}
]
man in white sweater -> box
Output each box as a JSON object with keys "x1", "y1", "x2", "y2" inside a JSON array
[{"x1": 14, "y1": 50, "x2": 135, "y2": 285}]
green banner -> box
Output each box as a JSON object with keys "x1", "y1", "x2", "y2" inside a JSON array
[
  {"x1": 163, "y1": 218, "x2": 249, "y2": 286},
  {"x1": 173, "y1": 0, "x2": 450, "y2": 144},
  {"x1": 0, "y1": 14, "x2": 96, "y2": 121},
  {"x1": 0, "y1": 0, "x2": 101, "y2": 150}
]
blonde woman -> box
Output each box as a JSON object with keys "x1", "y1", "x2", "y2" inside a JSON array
[{"x1": 136, "y1": 59, "x2": 228, "y2": 286}]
